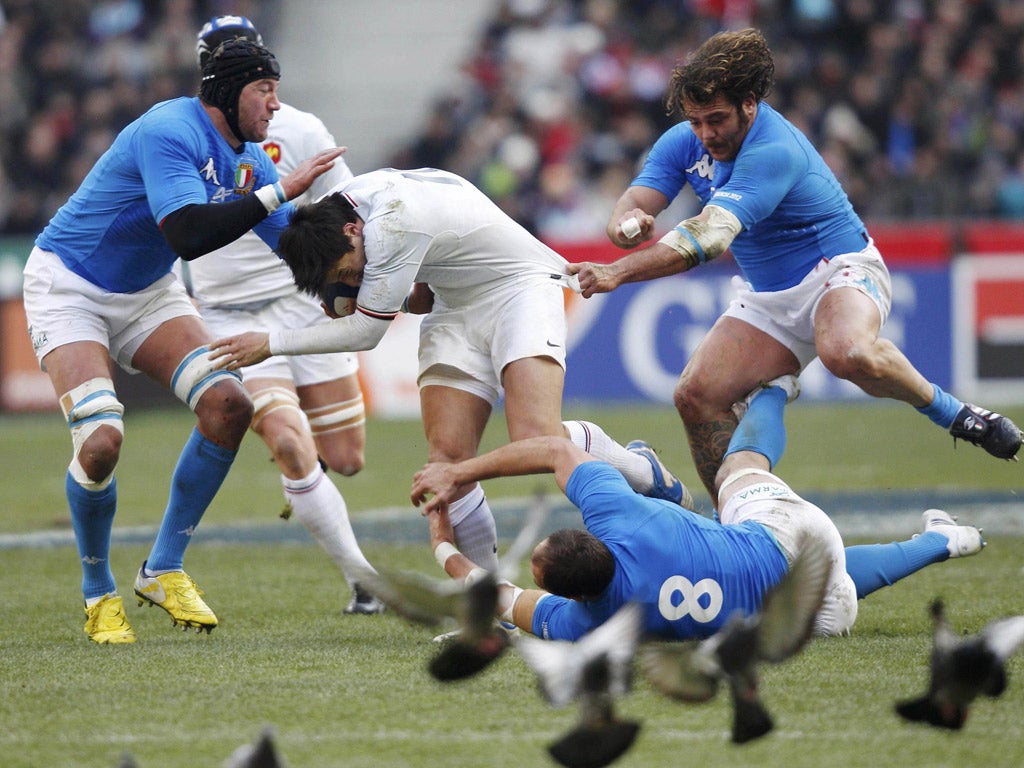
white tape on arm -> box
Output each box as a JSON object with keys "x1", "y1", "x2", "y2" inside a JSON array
[{"x1": 434, "y1": 541, "x2": 461, "y2": 570}]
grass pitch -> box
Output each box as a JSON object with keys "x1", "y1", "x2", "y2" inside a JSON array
[{"x1": 1, "y1": 402, "x2": 1023, "y2": 767}]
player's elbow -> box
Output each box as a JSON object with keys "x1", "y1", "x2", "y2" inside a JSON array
[{"x1": 160, "y1": 207, "x2": 206, "y2": 261}]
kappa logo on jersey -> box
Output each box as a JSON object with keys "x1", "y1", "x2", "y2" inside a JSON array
[
  {"x1": 200, "y1": 157, "x2": 219, "y2": 186},
  {"x1": 262, "y1": 142, "x2": 282, "y2": 164},
  {"x1": 686, "y1": 153, "x2": 714, "y2": 179},
  {"x1": 658, "y1": 575, "x2": 724, "y2": 623},
  {"x1": 234, "y1": 163, "x2": 256, "y2": 194}
]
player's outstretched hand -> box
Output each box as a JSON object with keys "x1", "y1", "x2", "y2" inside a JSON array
[
  {"x1": 279, "y1": 146, "x2": 346, "y2": 201},
  {"x1": 209, "y1": 332, "x2": 272, "y2": 370},
  {"x1": 411, "y1": 462, "x2": 461, "y2": 515},
  {"x1": 567, "y1": 261, "x2": 623, "y2": 298}
]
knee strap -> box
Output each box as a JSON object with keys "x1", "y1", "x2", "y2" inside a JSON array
[
  {"x1": 250, "y1": 386, "x2": 303, "y2": 430},
  {"x1": 305, "y1": 394, "x2": 366, "y2": 437},
  {"x1": 60, "y1": 377, "x2": 124, "y2": 490},
  {"x1": 171, "y1": 345, "x2": 242, "y2": 411}
]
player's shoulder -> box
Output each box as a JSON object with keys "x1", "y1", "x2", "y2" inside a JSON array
[{"x1": 130, "y1": 97, "x2": 205, "y2": 148}]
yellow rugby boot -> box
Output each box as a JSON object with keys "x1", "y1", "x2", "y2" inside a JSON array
[
  {"x1": 134, "y1": 562, "x2": 218, "y2": 633},
  {"x1": 83, "y1": 594, "x2": 137, "y2": 644}
]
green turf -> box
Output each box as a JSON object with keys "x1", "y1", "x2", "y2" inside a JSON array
[
  {"x1": 1, "y1": 541, "x2": 1022, "y2": 768},
  {"x1": 1, "y1": 402, "x2": 1023, "y2": 767},
  {"x1": 3, "y1": 400, "x2": 1022, "y2": 534}
]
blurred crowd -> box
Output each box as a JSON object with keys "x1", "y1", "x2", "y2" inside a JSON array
[
  {"x1": 389, "y1": 0, "x2": 1024, "y2": 240},
  {"x1": 0, "y1": 0, "x2": 279, "y2": 235},
  {"x1": 3, "y1": 0, "x2": 1024, "y2": 241}
]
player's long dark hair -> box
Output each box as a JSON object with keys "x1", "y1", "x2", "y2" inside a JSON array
[
  {"x1": 533, "y1": 529, "x2": 615, "y2": 599},
  {"x1": 277, "y1": 192, "x2": 360, "y2": 296},
  {"x1": 666, "y1": 28, "x2": 774, "y2": 117}
]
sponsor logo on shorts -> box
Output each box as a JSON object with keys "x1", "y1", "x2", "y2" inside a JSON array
[{"x1": 28, "y1": 325, "x2": 48, "y2": 352}]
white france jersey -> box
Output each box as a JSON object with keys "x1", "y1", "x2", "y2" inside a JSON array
[
  {"x1": 334, "y1": 168, "x2": 569, "y2": 316},
  {"x1": 183, "y1": 103, "x2": 353, "y2": 307}
]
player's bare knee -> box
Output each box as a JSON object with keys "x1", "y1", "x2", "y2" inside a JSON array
[
  {"x1": 819, "y1": 341, "x2": 881, "y2": 384},
  {"x1": 79, "y1": 428, "x2": 123, "y2": 476},
  {"x1": 172, "y1": 345, "x2": 251, "y2": 439},
  {"x1": 60, "y1": 377, "x2": 124, "y2": 490},
  {"x1": 196, "y1": 384, "x2": 253, "y2": 442},
  {"x1": 306, "y1": 395, "x2": 366, "y2": 472},
  {"x1": 267, "y1": 425, "x2": 317, "y2": 474},
  {"x1": 674, "y1": 377, "x2": 713, "y2": 421},
  {"x1": 321, "y1": 447, "x2": 364, "y2": 477}
]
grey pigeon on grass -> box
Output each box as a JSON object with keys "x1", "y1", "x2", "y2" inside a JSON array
[{"x1": 895, "y1": 599, "x2": 1024, "y2": 730}]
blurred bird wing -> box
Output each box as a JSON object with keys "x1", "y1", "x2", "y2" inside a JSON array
[
  {"x1": 363, "y1": 568, "x2": 464, "y2": 626},
  {"x1": 497, "y1": 489, "x2": 551, "y2": 582},
  {"x1": 577, "y1": 602, "x2": 644, "y2": 696},
  {"x1": 758, "y1": 534, "x2": 833, "y2": 663},
  {"x1": 462, "y1": 571, "x2": 501, "y2": 639},
  {"x1": 982, "y1": 615, "x2": 1024, "y2": 661},
  {"x1": 515, "y1": 633, "x2": 581, "y2": 708},
  {"x1": 516, "y1": 602, "x2": 643, "y2": 708},
  {"x1": 639, "y1": 641, "x2": 720, "y2": 702},
  {"x1": 224, "y1": 728, "x2": 283, "y2": 768}
]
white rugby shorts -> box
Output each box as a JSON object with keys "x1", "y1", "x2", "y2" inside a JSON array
[
  {"x1": 22, "y1": 247, "x2": 200, "y2": 373},
  {"x1": 719, "y1": 473, "x2": 858, "y2": 637},
  {"x1": 199, "y1": 293, "x2": 358, "y2": 385},
  {"x1": 417, "y1": 278, "x2": 568, "y2": 405},
  {"x1": 724, "y1": 243, "x2": 892, "y2": 369}
]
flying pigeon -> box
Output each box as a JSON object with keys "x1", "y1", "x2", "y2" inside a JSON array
[
  {"x1": 640, "y1": 535, "x2": 832, "y2": 743},
  {"x1": 895, "y1": 599, "x2": 1024, "y2": 730},
  {"x1": 223, "y1": 727, "x2": 285, "y2": 768},
  {"x1": 363, "y1": 490, "x2": 550, "y2": 680},
  {"x1": 515, "y1": 602, "x2": 644, "y2": 768}
]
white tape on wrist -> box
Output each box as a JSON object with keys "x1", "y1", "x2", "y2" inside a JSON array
[
  {"x1": 255, "y1": 182, "x2": 287, "y2": 213},
  {"x1": 434, "y1": 541, "x2": 461, "y2": 570}
]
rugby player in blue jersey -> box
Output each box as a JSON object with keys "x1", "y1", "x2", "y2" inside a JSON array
[
  {"x1": 22, "y1": 38, "x2": 343, "y2": 643},
  {"x1": 411, "y1": 376, "x2": 984, "y2": 642},
  {"x1": 572, "y1": 28, "x2": 1020, "y2": 504}
]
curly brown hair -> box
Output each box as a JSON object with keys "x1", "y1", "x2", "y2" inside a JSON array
[{"x1": 665, "y1": 28, "x2": 775, "y2": 118}]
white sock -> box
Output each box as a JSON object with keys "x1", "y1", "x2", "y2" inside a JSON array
[
  {"x1": 282, "y1": 467, "x2": 376, "y2": 586},
  {"x1": 448, "y1": 483, "x2": 499, "y2": 572},
  {"x1": 563, "y1": 420, "x2": 652, "y2": 493}
]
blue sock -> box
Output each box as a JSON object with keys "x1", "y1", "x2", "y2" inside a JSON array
[
  {"x1": 915, "y1": 383, "x2": 962, "y2": 429},
  {"x1": 724, "y1": 386, "x2": 787, "y2": 468},
  {"x1": 145, "y1": 428, "x2": 236, "y2": 572},
  {"x1": 844, "y1": 532, "x2": 949, "y2": 599},
  {"x1": 66, "y1": 472, "x2": 118, "y2": 600}
]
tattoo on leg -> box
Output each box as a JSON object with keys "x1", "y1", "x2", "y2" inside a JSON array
[{"x1": 687, "y1": 418, "x2": 737, "y2": 502}]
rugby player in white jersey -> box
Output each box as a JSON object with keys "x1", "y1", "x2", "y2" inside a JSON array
[
  {"x1": 210, "y1": 167, "x2": 693, "y2": 576},
  {"x1": 184, "y1": 16, "x2": 381, "y2": 614}
]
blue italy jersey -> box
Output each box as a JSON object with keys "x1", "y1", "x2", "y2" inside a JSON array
[
  {"x1": 36, "y1": 97, "x2": 292, "y2": 293},
  {"x1": 633, "y1": 104, "x2": 868, "y2": 292},
  {"x1": 531, "y1": 462, "x2": 788, "y2": 641},
  {"x1": 630, "y1": 121, "x2": 715, "y2": 206},
  {"x1": 708, "y1": 103, "x2": 867, "y2": 291}
]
